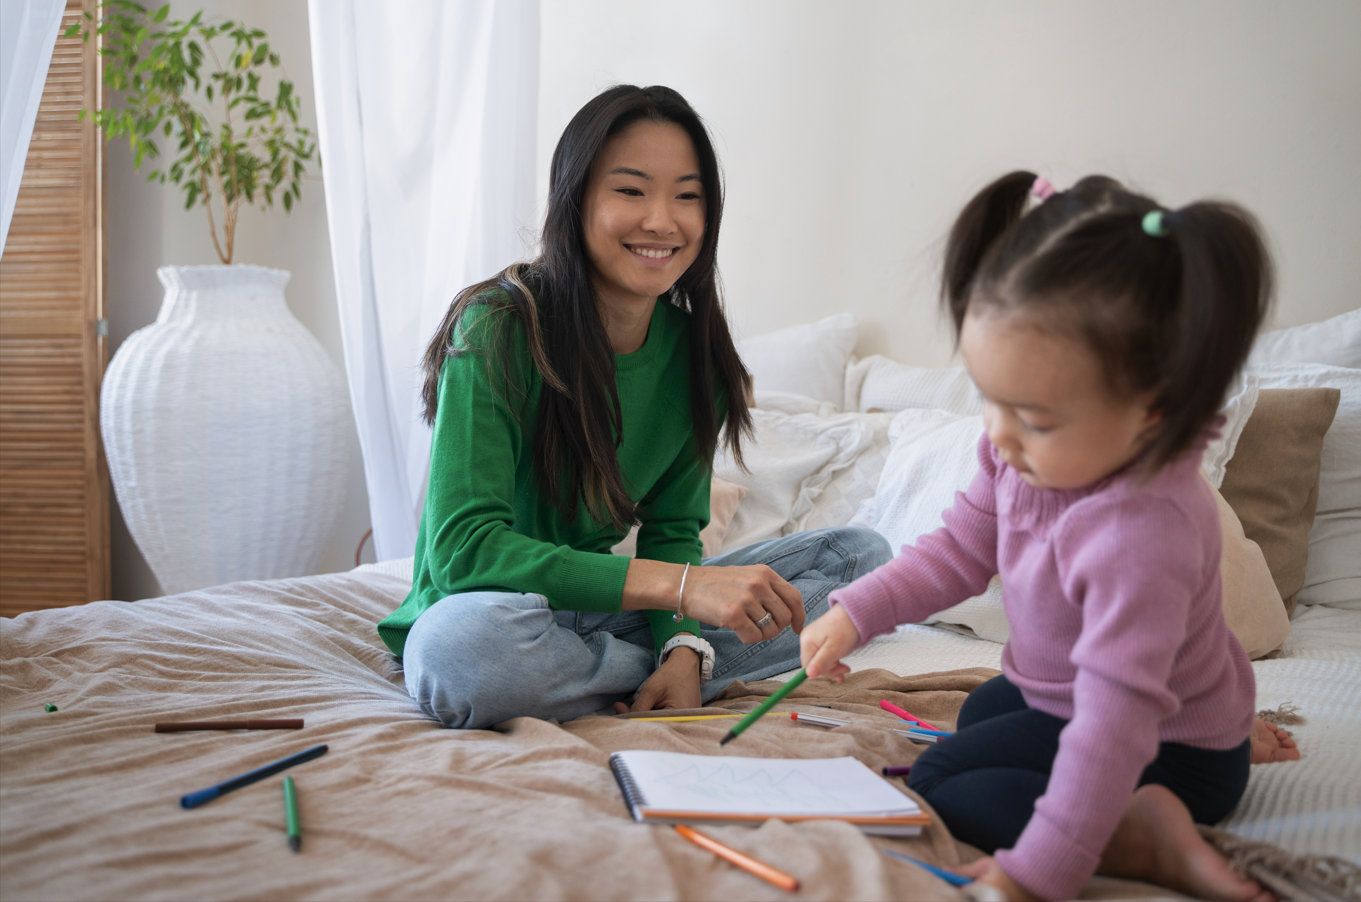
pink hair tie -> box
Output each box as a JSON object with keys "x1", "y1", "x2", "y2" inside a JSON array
[{"x1": 1031, "y1": 176, "x2": 1056, "y2": 201}]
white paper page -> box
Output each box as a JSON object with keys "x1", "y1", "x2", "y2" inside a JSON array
[{"x1": 615, "y1": 751, "x2": 920, "y2": 817}]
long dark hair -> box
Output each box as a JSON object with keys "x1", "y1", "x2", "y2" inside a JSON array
[
  {"x1": 421, "y1": 85, "x2": 752, "y2": 530},
  {"x1": 942, "y1": 171, "x2": 1272, "y2": 475}
]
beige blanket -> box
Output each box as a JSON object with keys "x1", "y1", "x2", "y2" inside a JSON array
[{"x1": 0, "y1": 568, "x2": 1175, "y2": 901}]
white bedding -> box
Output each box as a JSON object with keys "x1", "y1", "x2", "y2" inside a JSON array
[{"x1": 834, "y1": 606, "x2": 1361, "y2": 865}]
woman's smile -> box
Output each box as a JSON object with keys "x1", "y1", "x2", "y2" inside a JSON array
[{"x1": 626, "y1": 244, "x2": 679, "y2": 262}]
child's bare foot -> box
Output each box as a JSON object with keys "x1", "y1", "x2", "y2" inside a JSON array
[
  {"x1": 1251, "y1": 718, "x2": 1300, "y2": 763},
  {"x1": 1099, "y1": 784, "x2": 1273, "y2": 901}
]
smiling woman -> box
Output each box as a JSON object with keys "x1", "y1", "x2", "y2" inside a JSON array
[{"x1": 376, "y1": 85, "x2": 890, "y2": 729}]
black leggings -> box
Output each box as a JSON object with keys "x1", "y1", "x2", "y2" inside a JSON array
[{"x1": 907, "y1": 674, "x2": 1250, "y2": 853}]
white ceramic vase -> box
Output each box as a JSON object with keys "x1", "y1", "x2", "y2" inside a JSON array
[{"x1": 101, "y1": 265, "x2": 348, "y2": 595}]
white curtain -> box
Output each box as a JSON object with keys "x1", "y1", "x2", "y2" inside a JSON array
[
  {"x1": 309, "y1": 0, "x2": 540, "y2": 561},
  {"x1": 0, "y1": 0, "x2": 64, "y2": 257}
]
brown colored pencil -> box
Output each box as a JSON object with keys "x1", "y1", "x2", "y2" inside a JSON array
[
  {"x1": 154, "y1": 719, "x2": 304, "y2": 732},
  {"x1": 675, "y1": 825, "x2": 800, "y2": 892}
]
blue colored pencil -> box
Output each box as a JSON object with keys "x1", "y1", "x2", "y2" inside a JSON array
[
  {"x1": 881, "y1": 848, "x2": 973, "y2": 886},
  {"x1": 180, "y1": 744, "x2": 328, "y2": 809}
]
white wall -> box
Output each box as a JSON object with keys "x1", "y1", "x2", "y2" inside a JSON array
[
  {"x1": 104, "y1": 0, "x2": 372, "y2": 601},
  {"x1": 539, "y1": 1, "x2": 1361, "y2": 367},
  {"x1": 103, "y1": 0, "x2": 1360, "y2": 598}
]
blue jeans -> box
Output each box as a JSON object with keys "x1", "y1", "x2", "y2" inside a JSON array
[{"x1": 402, "y1": 526, "x2": 892, "y2": 729}]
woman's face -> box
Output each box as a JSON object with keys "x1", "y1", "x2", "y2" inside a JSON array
[{"x1": 581, "y1": 120, "x2": 706, "y2": 307}]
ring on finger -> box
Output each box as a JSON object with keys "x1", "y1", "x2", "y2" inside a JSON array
[{"x1": 755, "y1": 612, "x2": 774, "y2": 629}]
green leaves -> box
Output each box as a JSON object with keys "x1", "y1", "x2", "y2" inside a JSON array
[{"x1": 76, "y1": 0, "x2": 316, "y2": 263}]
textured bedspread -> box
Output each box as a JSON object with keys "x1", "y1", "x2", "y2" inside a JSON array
[
  {"x1": 5, "y1": 562, "x2": 1350, "y2": 901},
  {"x1": 2, "y1": 566, "x2": 1003, "y2": 901}
]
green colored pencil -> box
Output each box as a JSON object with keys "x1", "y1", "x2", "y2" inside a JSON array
[
  {"x1": 719, "y1": 669, "x2": 809, "y2": 746},
  {"x1": 283, "y1": 776, "x2": 301, "y2": 852}
]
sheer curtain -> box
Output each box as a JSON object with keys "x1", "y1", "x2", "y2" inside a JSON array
[
  {"x1": 0, "y1": 0, "x2": 64, "y2": 256},
  {"x1": 309, "y1": 1, "x2": 539, "y2": 561}
]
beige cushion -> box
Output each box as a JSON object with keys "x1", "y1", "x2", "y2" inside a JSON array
[
  {"x1": 1207, "y1": 474, "x2": 1291, "y2": 658},
  {"x1": 1218, "y1": 388, "x2": 1340, "y2": 616},
  {"x1": 611, "y1": 476, "x2": 750, "y2": 559},
  {"x1": 700, "y1": 477, "x2": 749, "y2": 557}
]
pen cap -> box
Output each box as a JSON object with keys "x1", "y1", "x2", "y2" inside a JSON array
[{"x1": 180, "y1": 786, "x2": 221, "y2": 809}]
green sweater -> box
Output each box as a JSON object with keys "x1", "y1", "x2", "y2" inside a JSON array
[{"x1": 378, "y1": 296, "x2": 715, "y2": 657}]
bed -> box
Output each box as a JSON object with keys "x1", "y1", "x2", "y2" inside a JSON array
[{"x1": 3, "y1": 309, "x2": 1359, "y2": 901}]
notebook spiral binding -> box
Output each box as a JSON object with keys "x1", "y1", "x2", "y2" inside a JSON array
[{"x1": 609, "y1": 753, "x2": 647, "y2": 822}]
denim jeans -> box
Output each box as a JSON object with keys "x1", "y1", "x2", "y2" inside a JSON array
[{"x1": 402, "y1": 526, "x2": 892, "y2": 729}]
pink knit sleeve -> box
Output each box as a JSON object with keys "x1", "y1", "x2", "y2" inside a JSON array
[
  {"x1": 829, "y1": 432, "x2": 1000, "y2": 644},
  {"x1": 994, "y1": 495, "x2": 1204, "y2": 901}
]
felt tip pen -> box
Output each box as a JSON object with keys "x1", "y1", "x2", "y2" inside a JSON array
[
  {"x1": 676, "y1": 825, "x2": 800, "y2": 891},
  {"x1": 879, "y1": 699, "x2": 934, "y2": 729},
  {"x1": 881, "y1": 765, "x2": 913, "y2": 777},
  {"x1": 881, "y1": 848, "x2": 973, "y2": 886},
  {"x1": 283, "y1": 776, "x2": 301, "y2": 852},
  {"x1": 792, "y1": 711, "x2": 850, "y2": 728},
  {"x1": 720, "y1": 669, "x2": 808, "y2": 746},
  {"x1": 180, "y1": 744, "x2": 328, "y2": 809}
]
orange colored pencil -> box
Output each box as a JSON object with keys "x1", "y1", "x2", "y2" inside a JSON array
[{"x1": 674, "y1": 824, "x2": 800, "y2": 892}]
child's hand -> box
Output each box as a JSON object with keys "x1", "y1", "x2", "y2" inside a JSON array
[
  {"x1": 800, "y1": 604, "x2": 860, "y2": 681},
  {"x1": 957, "y1": 857, "x2": 1040, "y2": 902}
]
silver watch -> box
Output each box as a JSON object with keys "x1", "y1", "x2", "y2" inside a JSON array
[{"x1": 659, "y1": 634, "x2": 715, "y2": 683}]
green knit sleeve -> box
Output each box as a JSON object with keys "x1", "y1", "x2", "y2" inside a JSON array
[{"x1": 417, "y1": 307, "x2": 630, "y2": 611}]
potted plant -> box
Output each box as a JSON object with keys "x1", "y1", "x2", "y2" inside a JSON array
[{"x1": 78, "y1": 1, "x2": 348, "y2": 594}]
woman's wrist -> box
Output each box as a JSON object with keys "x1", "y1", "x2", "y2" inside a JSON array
[{"x1": 621, "y1": 558, "x2": 688, "y2": 611}]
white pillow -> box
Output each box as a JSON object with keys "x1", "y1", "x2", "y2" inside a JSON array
[
  {"x1": 737, "y1": 313, "x2": 858, "y2": 410},
  {"x1": 1202, "y1": 372, "x2": 1259, "y2": 489},
  {"x1": 1249, "y1": 362, "x2": 1361, "y2": 609},
  {"x1": 714, "y1": 408, "x2": 871, "y2": 553},
  {"x1": 800, "y1": 412, "x2": 897, "y2": 533},
  {"x1": 845, "y1": 356, "x2": 982, "y2": 416},
  {"x1": 843, "y1": 354, "x2": 1256, "y2": 489},
  {"x1": 862, "y1": 408, "x2": 1009, "y2": 641},
  {"x1": 1249, "y1": 308, "x2": 1361, "y2": 370}
]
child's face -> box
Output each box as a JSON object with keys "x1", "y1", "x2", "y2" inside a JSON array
[
  {"x1": 580, "y1": 120, "x2": 706, "y2": 308},
  {"x1": 960, "y1": 309, "x2": 1161, "y2": 490}
]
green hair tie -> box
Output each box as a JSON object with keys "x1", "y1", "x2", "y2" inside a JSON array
[{"x1": 1142, "y1": 209, "x2": 1170, "y2": 238}]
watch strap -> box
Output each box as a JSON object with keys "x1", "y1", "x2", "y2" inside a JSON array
[{"x1": 659, "y1": 634, "x2": 715, "y2": 683}]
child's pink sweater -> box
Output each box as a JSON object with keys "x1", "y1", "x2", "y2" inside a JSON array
[{"x1": 831, "y1": 433, "x2": 1255, "y2": 901}]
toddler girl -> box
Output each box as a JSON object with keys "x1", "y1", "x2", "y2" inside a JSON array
[{"x1": 801, "y1": 172, "x2": 1278, "y2": 901}]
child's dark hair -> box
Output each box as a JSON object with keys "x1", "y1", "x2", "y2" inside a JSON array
[{"x1": 942, "y1": 171, "x2": 1273, "y2": 475}]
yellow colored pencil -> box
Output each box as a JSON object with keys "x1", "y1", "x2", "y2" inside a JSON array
[{"x1": 624, "y1": 712, "x2": 794, "y2": 723}]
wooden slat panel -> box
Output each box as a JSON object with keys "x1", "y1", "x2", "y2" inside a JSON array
[{"x1": 0, "y1": 0, "x2": 107, "y2": 617}]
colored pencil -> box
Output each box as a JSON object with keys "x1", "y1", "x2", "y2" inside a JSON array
[
  {"x1": 625, "y1": 713, "x2": 792, "y2": 723},
  {"x1": 894, "y1": 729, "x2": 940, "y2": 743},
  {"x1": 881, "y1": 765, "x2": 912, "y2": 777},
  {"x1": 156, "y1": 719, "x2": 304, "y2": 732},
  {"x1": 720, "y1": 669, "x2": 808, "y2": 746},
  {"x1": 675, "y1": 825, "x2": 800, "y2": 892},
  {"x1": 792, "y1": 711, "x2": 850, "y2": 728},
  {"x1": 282, "y1": 776, "x2": 301, "y2": 852},
  {"x1": 180, "y1": 744, "x2": 328, "y2": 809},
  {"x1": 898, "y1": 724, "x2": 951, "y2": 737},
  {"x1": 879, "y1": 700, "x2": 933, "y2": 729},
  {"x1": 881, "y1": 848, "x2": 972, "y2": 886}
]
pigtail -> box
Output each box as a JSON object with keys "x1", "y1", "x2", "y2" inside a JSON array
[
  {"x1": 941, "y1": 171, "x2": 1039, "y2": 336},
  {"x1": 1144, "y1": 203, "x2": 1272, "y2": 471}
]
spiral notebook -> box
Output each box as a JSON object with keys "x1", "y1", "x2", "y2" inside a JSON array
[{"x1": 608, "y1": 750, "x2": 928, "y2": 837}]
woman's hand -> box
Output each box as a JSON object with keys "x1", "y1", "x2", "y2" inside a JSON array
[
  {"x1": 956, "y1": 857, "x2": 1040, "y2": 902},
  {"x1": 799, "y1": 604, "x2": 860, "y2": 681},
  {"x1": 622, "y1": 559, "x2": 804, "y2": 645},
  {"x1": 612, "y1": 645, "x2": 702, "y2": 713}
]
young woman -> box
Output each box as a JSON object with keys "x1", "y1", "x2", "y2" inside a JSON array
[{"x1": 379, "y1": 85, "x2": 890, "y2": 729}]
